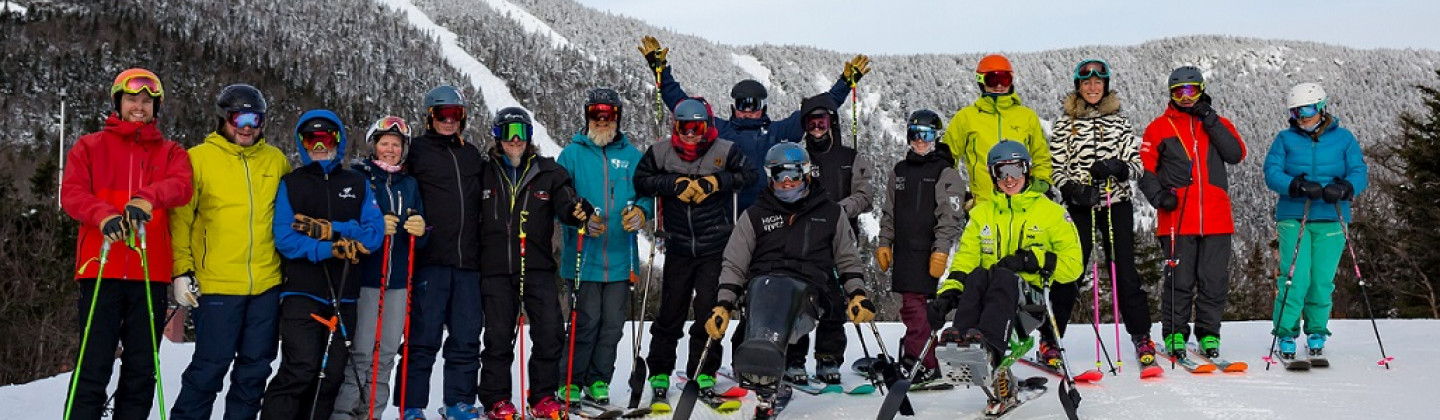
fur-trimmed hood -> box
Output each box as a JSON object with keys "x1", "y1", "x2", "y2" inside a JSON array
[{"x1": 1062, "y1": 91, "x2": 1121, "y2": 119}]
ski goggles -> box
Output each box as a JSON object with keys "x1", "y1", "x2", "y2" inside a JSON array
[
  {"x1": 115, "y1": 73, "x2": 163, "y2": 97},
  {"x1": 585, "y1": 103, "x2": 619, "y2": 122},
  {"x1": 675, "y1": 120, "x2": 708, "y2": 136},
  {"x1": 228, "y1": 112, "x2": 264, "y2": 129},
  {"x1": 301, "y1": 130, "x2": 339, "y2": 152},
  {"x1": 496, "y1": 122, "x2": 530, "y2": 142},
  {"x1": 372, "y1": 116, "x2": 409, "y2": 136},
  {"x1": 735, "y1": 96, "x2": 766, "y2": 112},
  {"x1": 430, "y1": 105, "x2": 466, "y2": 122},
  {"x1": 1290, "y1": 103, "x2": 1323, "y2": 119},
  {"x1": 990, "y1": 161, "x2": 1028, "y2": 181},
  {"x1": 976, "y1": 71, "x2": 1013, "y2": 88},
  {"x1": 804, "y1": 115, "x2": 831, "y2": 131},
  {"x1": 767, "y1": 162, "x2": 810, "y2": 183},
  {"x1": 907, "y1": 125, "x2": 938, "y2": 142},
  {"x1": 1170, "y1": 83, "x2": 1203, "y2": 102},
  {"x1": 1074, "y1": 60, "x2": 1110, "y2": 80}
]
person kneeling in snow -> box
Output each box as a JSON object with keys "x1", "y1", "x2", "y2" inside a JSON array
[
  {"x1": 704, "y1": 142, "x2": 875, "y2": 418},
  {"x1": 927, "y1": 141, "x2": 1081, "y2": 413}
]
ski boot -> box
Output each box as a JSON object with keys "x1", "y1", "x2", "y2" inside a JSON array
[
  {"x1": 752, "y1": 383, "x2": 793, "y2": 419},
  {"x1": 1036, "y1": 339, "x2": 1063, "y2": 368},
  {"x1": 402, "y1": 408, "x2": 428, "y2": 420},
  {"x1": 815, "y1": 357, "x2": 843, "y2": 385},
  {"x1": 1307, "y1": 334, "x2": 1326, "y2": 357},
  {"x1": 1278, "y1": 336, "x2": 1298, "y2": 359},
  {"x1": 559, "y1": 384, "x2": 583, "y2": 404},
  {"x1": 1199, "y1": 335, "x2": 1221, "y2": 358},
  {"x1": 694, "y1": 373, "x2": 718, "y2": 396},
  {"x1": 1164, "y1": 333, "x2": 1187, "y2": 359},
  {"x1": 584, "y1": 381, "x2": 610, "y2": 405},
  {"x1": 443, "y1": 403, "x2": 481, "y2": 420},
  {"x1": 783, "y1": 362, "x2": 809, "y2": 384},
  {"x1": 529, "y1": 396, "x2": 566, "y2": 420},
  {"x1": 983, "y1": 365, "x2": 1020, "y2": 416},
  {"x1": 903, "y1": 357, "x2": 941, "y2": 384},
  {"x1": 1132, "y1": 334, "x2": 1158, "y2": 365},
  {"x1": 647, "y1": 374, "x2": 671, "y2": 413}
]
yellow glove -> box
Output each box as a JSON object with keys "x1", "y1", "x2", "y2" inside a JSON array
[
  {"x1": 622, "y1": 206, "x2": 646, "y2": 232},
  {"x1": 843, "y1": 54, "x2": 871, "y2": 86},
  {"x1": 705, "y1": 306, "x2": 731, "y2": 340},
  {"x1": 848, "y1": 294, "x2": 876, "y2": 324},
  {"x1": 690, "y1": 175, "x2": 718, "y2": 203},
  {"x1": 675, "y1": 177, "x2": 697, "y2": 203},
  {"x1": 638, "y1": 36, "x2": 669, "y2": 72},
  {"x1": 928, "y1": 252, "x2": 948, "y2": 279},
  {"x1": 404, "y1": 214, "x2": 426, "y2": 236},
  {"x1": 383, "y1": 214, "x2": 399, "y2": 236},
  {"x1": 331, "y1": 238, "x2": 372, "y2": 264},
  {"x1": 682, "y1": 178, "x2": 707, "y2": 204},
  {"x1": 292, "y1": 214, "x2": 334, "y2": 240},
  {"x1": 876, "y1": 246, "x2": 892, "y2": 272}
]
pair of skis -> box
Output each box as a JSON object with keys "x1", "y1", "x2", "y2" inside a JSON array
[
  {"x1": 568, "y1": 399, "x2": 652, "y2": 419},
  {"x1": 1159, "y1": 346, "x2": 1249, "y2": 374}
]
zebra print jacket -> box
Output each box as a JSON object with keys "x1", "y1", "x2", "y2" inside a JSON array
[{"x1": 1050, "y1": 92, "x2": 1143, "y2": 205}]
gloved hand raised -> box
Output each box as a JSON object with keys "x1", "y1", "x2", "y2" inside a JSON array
[
  {"x1": 843, "y1": 54, "x2": 871, "y2": 86},
  {"x1": 638, "y1": 36, "x2": 668, "y2": 73}
]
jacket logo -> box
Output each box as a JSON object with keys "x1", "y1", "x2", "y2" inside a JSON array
[
  {"x1": 534, "y1": 190, "x2": 550, "y2": 201},
  {"x1": 714, "y1": 157, "x2": 724, "y2": 167},
  {"x1": 482, "y1": 189, "x2": 492, "y2": 200},
  {"x1": 895, "y1": 176, "x2": 905, "y2": 190},
  {"x1": 338, "y1": 187, "x2": 356, "y2": 199},
  {"x1": 948, "y1": 196, "x2": 961, "y2": 212},
  {"x1": 611, "y1": 158, "x2": 630, "y2": 170},
  {"x1": 810, "y1": 217, "x2": 828, "y2": 223},
  {"x1": 760, "y1": 215, "x2": 784, "y2": 232}
]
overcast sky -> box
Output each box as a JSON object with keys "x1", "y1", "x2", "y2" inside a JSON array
[{"x1": 574, "y1": 0, "x2": 1440, "y2": 55}]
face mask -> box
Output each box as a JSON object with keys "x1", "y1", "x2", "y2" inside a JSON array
[
  {"x1": 1299, "y1": 121, "x2": 1321, "y2": 132},
  {"x1": 775, "y1": 183, "x2": 808, "y2": 203}
]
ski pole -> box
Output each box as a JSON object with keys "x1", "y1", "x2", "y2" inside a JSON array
[
  {"x1": 626, "y1": 201, "x2": 650, "y2": 409},
  {"x1": 565, "y1": 211, "x2": 590, "y2": 414},
  {"x1": 653, "y1": 68, "x2": 666, "y2": 141},
  {"x1": 368, "y1": 213, "x2": 396, "y2": 420},
  {"x1": 314, "y1": 236, "x2": 362, "y2": 420},
  {"x1": 850, "y1": 322, "x2": 885, "y2": 396},
  {"x1": 131, "y1": 226, "x2": 169, "y2": 420},
  {"x1": 875, "y1": 331, "x2": 935, "y2": 420},
  {"x1": 1265, "y1": 199, "x2": 1311, "y2": 370},
  {"x1": 517, "y1": 210, "x2": 531, "y2": 415},
  {"x1": 1042, "y1": 284, "x2": 1083, "y2": 420},
  {"x1": 1086, "y1": 204, "x2": 1113, "y2": 374},
  {"x1": 672, "y1": 339, "x2": 714, "y2": 420},
  {"x1": 398, "y1": 207, "x2": 418, "y2": 414},
  {"x1": 1105, "y1": 180, "x2": 1122, "y2": 373},
  {"x1": 1163, "y1": 184, "x2": 1190, "y2": 368},
  {"x1": 850, "y1": 81, "x2": 860, "y2": 149},
  {"x1": 1333, "y1": 200, "x2": 1392, "y2": 369},
  {"x1": 629, "y1": 201, "x2": 660, "y2": 409},
  {"x1": 65, "y1": 240, "x2": 112, "y2": 420}
]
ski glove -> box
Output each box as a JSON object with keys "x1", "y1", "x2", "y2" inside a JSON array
[
  {"x1": 843, "y1": 54, "x2": 871, "y2": 86},
  {"x1": 100, "y1": 214, "x2": 128, "y2": 243},
  {"x1": 585, "y1": 213, "x2": 607, "y2": 238},
  {"x1": 292, "y1": 214, "x2": 334, "y2": 240},
  {"x1": 1323, "y1": 178, "x2": 1354, "y2": 203},
  {"x1": 929, "y1": 275, "x2": 965, "y2": 331},
  {"x1": 124, "y1": 197, "x2": 154, "y2": 229},
  {"x1": 876, "y1": 246, "x2": 892, "y2": 272},
  {"x1": 622, "y1": 205, "x2": 646, "y2": 232},
  {"x1": 1185, "y1": 96, "x2": 1218, "y2": 125},
  {"x1": 638, "y1": 36, "x2": 668, "y2": 73},
  {"x1": 690, "y1": 175, "x2": 719, "y2": 203},
  {"x1": 1089, "y1": 159, "x2": 1130, "y2": 183},
  {"x1": 1152, "y1": 188, "x2": 1180, "y2": 211},
  {"x1": 1288, "y1": 173, "x2": 1324, "y2": 200},
  {"x1": 928, "y1": 252, "x2": 949, "y2": 279},
  {"x1": 847, "y1": 292, "x2": 876, "y2": 324},
  {"x1": 675, "y1": 177, "x2": 697, "y2": 202},
  {"x1": 706, "y1": 306, "x2": 730, "y2": 340},
  {"x1": 172, "y1": 271, "x2": 200, "y2": 308},
  {"x1": 404, "y1": 214, "x2": 427, "y2": 237},
  {"x1": 383, "y1": 213, "x2": 400, "y2": 236},
  {"x1": 996, "y1": 249, "x2": 1043, "y2": 274},
  {"x1": 331, "y1": 238, "x2": 371, "y2": 264},
  {"x1": 1061, "y1": 184, "x2": 1100, "y2": 208},
  {"x1": 572, "y1": 200, "x2": 595, "y2": 224}
]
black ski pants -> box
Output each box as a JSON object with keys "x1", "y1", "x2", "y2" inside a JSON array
[
  {"x1": 68, "y1": 279, "x2": 166, "y2": 420},
  {"x1": 261, "y1": 296, "x2": 357, "y2": 420},
  {"x1": 646, "y1": 253, "x2": 724, "y2": 377},
  {"x1": 1044, "y1": 201, "x2": 1154, "y2": 343},
  {"x1": 1160, "y1": 234, "x2": 1231, "y2": 340},
  {"x1": 948, "y1": 268, "x2": 1033, "y2": 358},
  {"x1": 478, "y1": 271, "x2": 563, "y2": 408}
]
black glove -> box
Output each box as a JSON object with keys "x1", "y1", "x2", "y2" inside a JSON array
[
  {"x1": 1323, "y1": 178, "x2": 1354, "y2": 203},
  {"x1": 1089, "y1": 159, "x2": 1130, "y2": 183},
  {"x1": 1061, "y1": 184, "x2": 1101, "y2": 208},
  {"x1": 101, "y1": 215, "x2": 129, "y2": 243},
  {"x1": 1185, "y1": 96, "x2": 1217, "y2": 124},
  {"x1": 1288, "y1": 174, "x2": 1324, "y2": 200},
  {"x1": 1152, "y1": 188, "x2": 1179, "y2": 211},
  {"x1": 997, "y1": 250, "x2": 1041, "y2": 273}
]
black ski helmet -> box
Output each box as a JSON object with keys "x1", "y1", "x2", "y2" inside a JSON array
[
  {"x1": 1167, "y1": 66, "x2": 1205, "y2": 89},
  {"x1": 215, "y1": 84, "x2": 267, "y2": 133},
  {"x1": 491, "y1": 106, "x2": 533, "y2": 141},
  {"x1": 730, "y1": 79, "x2": 768, "y2": 113},
  {"x1": 584, "y1": 87, "x2": 623, "y2": 129},
  {"x1": 907, "y1": 109, "x2": 943, "y2": 130}
]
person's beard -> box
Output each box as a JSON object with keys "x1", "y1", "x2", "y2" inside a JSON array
[{"x1": 591, "y1": 125, "x2": 617, "y2": 147}]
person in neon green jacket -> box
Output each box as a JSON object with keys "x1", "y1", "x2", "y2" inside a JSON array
[
  {"x1": 943, "y1": 54, "x2": 1053, "y2": 205},
  {"x1": 924, "y1": 141, "x2": 1081, "y2": 408}
]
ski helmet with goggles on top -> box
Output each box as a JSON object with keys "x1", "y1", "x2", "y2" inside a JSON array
[
  {"x1": 1287, "y1": 82, "x2": 1328, "y2": 120},
  {"x1": 491, "y1": 107, "x2": 533, "y2": 143},
  {"x1": 906, "y1": 109, "x2": 943, "y2": 142},
  {"x1": 365, "y1": 116, "x2": 412, "y2": 164},
  {"x1": 584, "y1": 88, "x2": 623, "y2": 126},
  {"x1": 987, "y1": 140, "x2": 1031, "y2": 186},
  {"x1": 730, "y1": 79, "x2": 768, "y2": 113},
  {"x1": 111, "y1": 68, "x2": 164, "y2": 114}
]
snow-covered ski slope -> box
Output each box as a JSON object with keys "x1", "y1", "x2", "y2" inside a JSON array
[{"x1": 1, "y1": 320, "x2": 1430, "y2": 419}]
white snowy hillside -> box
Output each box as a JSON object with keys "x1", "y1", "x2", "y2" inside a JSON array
[{"x1": 1, "y1": 320, "x2": 1430, "y2": 419}]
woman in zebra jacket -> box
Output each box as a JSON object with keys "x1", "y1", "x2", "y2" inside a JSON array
[{"x1": 1046, "y1": 59, "x2": 1160, "y2": 368}]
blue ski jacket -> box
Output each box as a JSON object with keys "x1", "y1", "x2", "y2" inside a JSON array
[
  {"x1": 557, "y1": 132, "x2": 654, "y2": 283},
  {"x1": 1263, "y1": 116, "x2": 1368, "y2": 223}
]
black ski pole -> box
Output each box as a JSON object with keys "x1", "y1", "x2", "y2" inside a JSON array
[
  {"x1": 1162, "y1": 185, "x2": 1189, "y2": 368},
  {"x1": 671, "y1": 338, "x2": 714, "y2": 420},
  {"x1": 866, "y1": 322, "x2": 912, "y2": 414},
  {"x1": 875, "y1": 331, "x2": 937, "y2": 420},
  {"x1": 1041, "y1": 284, "x2": 1082, "y2": 420},
  {"x1": 850, "y1": 322, "x2": 886, "y2": 396},
  {"x1": 627, "y1": 202, "x2": 656, "y2": 409},
  {"x1": 1265, "y1": 200, "x2": 1310, "y2": 370},
  {"x1": 1333, "y1": 200, "x2": 1392, "y2": 369}
]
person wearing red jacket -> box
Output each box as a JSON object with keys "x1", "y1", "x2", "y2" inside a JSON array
[
  {"x1": 60, "y1": 68, "x2": 194, "y2": 420},
  {"x1": 1137, "y1": 66, "x2": 1246, "y2": 360}
]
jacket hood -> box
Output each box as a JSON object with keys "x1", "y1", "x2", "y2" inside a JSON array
[
  {"x1": 102, "y1": 113, "x2": 165, "y2": 144},
  {"x1": 1287, "y1": 114, "x2": 1341, "y2": 137},
  {"x1": 905, "y1": 140, "x2": 956, "y2": 166},
  {"x1": 1062, "y1": 91, "x2": 1121, "y2": 119},
  {"x1": 799, "y1": 93, "x2": 842, "y2": 148},
  {"x1": 973, "y1": 92, "x2": 1023, "y2": 114},
  {"x1": 293, "y1": 109, "x2": 348, "y2": 173}
]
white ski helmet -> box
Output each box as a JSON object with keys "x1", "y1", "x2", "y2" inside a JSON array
[{"x1": 1287, "y1": 82, "x2": 1327, "y2": 109}]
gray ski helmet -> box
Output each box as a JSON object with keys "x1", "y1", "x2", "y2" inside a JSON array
[
  {"x1": 730, "y1": 79, "x2": 768, "y2": 112},
  {"x1": 907, "y1": 109, "x2": 943, "y2": 130},
  {"x1": 763, "y1": 142, "x2": 812, "y2": 182},
  {"x1": 674, "y1": 98, "x2": 709, "y2": 122},
  {"x1": 986, "y1": 140, "x2": 1031, "y2": 172},
  {"x1": 424, "y1": 85, "x2": 466, "y2": 109},
  {"x1": 1167, "y1": 66, "x2": 1205, "y2": 89},
  {"x1": 491, "y1": 106, "x2": 533, "y2": 141}
]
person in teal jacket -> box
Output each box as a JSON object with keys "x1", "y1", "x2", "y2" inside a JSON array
[
  {"x1": 555, "y1": 88, "x2": 655, "y2": 405},
  {"x1": 1262, "y1": 82, "x2": 1368, "y2": 360}
]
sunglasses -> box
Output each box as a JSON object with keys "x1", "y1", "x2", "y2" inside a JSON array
[
  {"x1": 373, "y1": 116, "x2": 409, "y2": 135},
  {"x1": 586, "y1": 103, "x2": 619, "y2": 122},
  {"x1": 229, "y1": 112, "x2": 264, "y2": 129},
  {"x1": 676, "y1": 120, "x2": 708, "y2": 136},
  {"x1": 735, "y1": 96, "x2": 766, "y2": 113},
  {"x1": 768, "y1": 163, "x2": 809, "y2": 183},
  {"x1": 907, "y1": 125, "x2": 938, "y2": 142},
  {"x1": 976, "y1": 71, "x2": 1013, "y2": 88},
  {"x1": 1074, "y1": 60, "x2": 1110, "y2": 80},
  {"x1": 431, "y1": 105, "x2": 466, "y2": 122},
  {"x1": 116, "y1": 74, "x2": 163, "y2": 96},
  {"x1": 497, "y1": 122, "x2": 530, "y2": 142},
  {"x1": 1290, "y1": 104, "x2": 1323, "y2": 119},
  {"x1": 1170, "y1": 83, "x2": 1203, "y2": 102},
  {"x1": 301, "y1": 130, "x2": 339, "y2": 152},
  {"x1": 991, "y1": 161, "x2": 1028, "y2": 181},
  {"x1": 804, "y1": 116, "x2": 831, "y2": 131}
]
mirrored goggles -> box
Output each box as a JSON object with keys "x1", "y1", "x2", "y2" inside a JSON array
[
  {"x1": 431, "y1": 105, "x2": 466, "y2": 122},
  {"x1": 117, "y1": 74, "x2": 163, "y2": 96},
  {"x1": 735, "y1": 96, "x2": 766, "y2": 113},
  {"x1": 373, "y1": 116, "x2": 409, "y2": 135},
  {"x1": 977, "y1": 71, "x2": 1013, "y2": 88},
  {"x1": 907, "y1": 125, "x2": 938, "y2": 142},
  {"x1": 676, "y1": 120, "x2": 708, "y2": 136},
  {"x1": 991, "y1": 161, "x2": 1028, "y2": 181},
  {"x1": 301, "y1": 130, "x2": 339, "y2": 152},
  {"x1": 767, "y1": 163, "x2": 809, "y2": 183},
  {"x1": 498, "y1": 122, "x2": 530, "y2": 142},
  {"x1": 1290, "y1": 104, "x2": 1322, "y2": 119},
  {"x1": 1170, "y1": 83, "x2": 1203, "y2": 102},
  {"x1": 586, "y1": 103, "x2": 619, "y2": 122},
  {"x1": 229, "y1": 112, "x2": 264, "y2": 129},
  {"x1": 1074, "y1": 60, "x2": 1110, "y2": 80}
]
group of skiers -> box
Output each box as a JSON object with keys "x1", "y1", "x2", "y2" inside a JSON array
[{"x1": 59, "y1": 33, "x2": 1367, "y2": 420}]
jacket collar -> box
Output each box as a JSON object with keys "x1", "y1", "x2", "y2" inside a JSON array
[
  {"x1": 973, "y1": 92, "x2": 1021, "y2": 114},
  {"x1": 204, "y1": 131, "x2": 272, "y2": 157},
  {"x1": 1062, "y1": 91, "x2": 1121, "y2": 119}
]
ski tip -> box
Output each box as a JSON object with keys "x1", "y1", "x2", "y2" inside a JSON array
[
  {"x1": 1222, "y1": 362, "x2": 1249, "y2": 372},
  {"x1": 1074, "y1": 369, "x2": 1104, "y2": 383},
  {"x1": 648, "y1": 402, "x2": 671, "y2": 415},
  {"x1": 719, "y1": 387, "x2": 749, "y2": 398},
  {"x1": 1140, "y1": 366, "x2": 1164, "y2": 379}
]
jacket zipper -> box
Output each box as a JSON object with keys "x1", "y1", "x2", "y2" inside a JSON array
[
  {"x1": 242, "y1": 152, "x2": 255, "y2": 294},
  {"x1": 447, "y1": 146, "x2": 465, "y2": 265},
  {"x1": 600, "y1": 146, "x2": 612, "y2": 282},
  {"x1": 1189, "y1": 119, "x2": 1203, "y2": 235}
]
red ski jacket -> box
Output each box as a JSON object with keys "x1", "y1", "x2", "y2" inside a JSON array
[{"x1": 1139, "y1": 104, "x2": 1247, "y2": 236}]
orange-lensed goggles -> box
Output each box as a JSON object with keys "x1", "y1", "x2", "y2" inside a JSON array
[
  {"x1": 116, "y1": 74, "x2": 163, "y2": 96},
  {"x1": 301, "y1": 131, "x2": 339, "y2": 152},
  {"x1": 586, "y1": 103, "x2": 619, "y2": 122},
  {"x1": 676, "y1": 120, "x2": 708, "y2": 136},
  {"x1": 431, "y1": 105, "x2": 466, "y2": 122}
]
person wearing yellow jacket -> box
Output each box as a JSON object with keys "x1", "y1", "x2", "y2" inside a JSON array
[
  {"x1": 925, "y1": 141, "x2": 1081, "y2": 412},
  {"x1": 943, "y1": 54, "x2": 1053, "y2": 205},
  {"x1": 169, "y1": 84, "x2": 292, "y2": 420}
]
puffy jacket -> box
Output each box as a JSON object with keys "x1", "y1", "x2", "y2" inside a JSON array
[
  {"x1": 879, "y1": 146, "x2": 966, "y2": 293},
  {"x1": 557, "y1": 132, "x2": 655, "y2": 283},
  {"x1": 356, "y1": 159, "x2": 429, "y2": 289},
  {"x1": 171, "y1": 131, "x2": 290, "y2": 295},
  {"x1": 273, "y1": 110, "x2": 386, "y2": 301},
  {"x1": 634, "y1": 136, "x2": 755, "y2": 258},
  {"x1": 948, "y1": 189, "x2": 1082, "y2": 288},
  {"x1": 716, "y1": 183, "x2": 866, "y2": 306},
  {"x1": 1138, "y1": 98, "x2": 1247, "y2": 236},
  {"x1": 1263, "y1": 116, "x2": 1368, "y2": 223},
  {"x1": 942, "y1": 92, "x2": 1053, "y2": 203},
  {"x1": 658, "y1": 65, "x2": 852, "y2": 211},
  {"x1": 477, "y1": 145, "x2": 586, "y2": 277},
  {"x1": 63, "y1": 114, "x2": 193, "y2": 283},
  {"x1": 407, "y1": 130, "x2": 485, "y2": 270},
  {"x1": 1050, "y1": 92, "x2": 1143, "y2": 204},
  {"x1": 799, "y1": 94, "x2": 875, "y2": 221}
]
